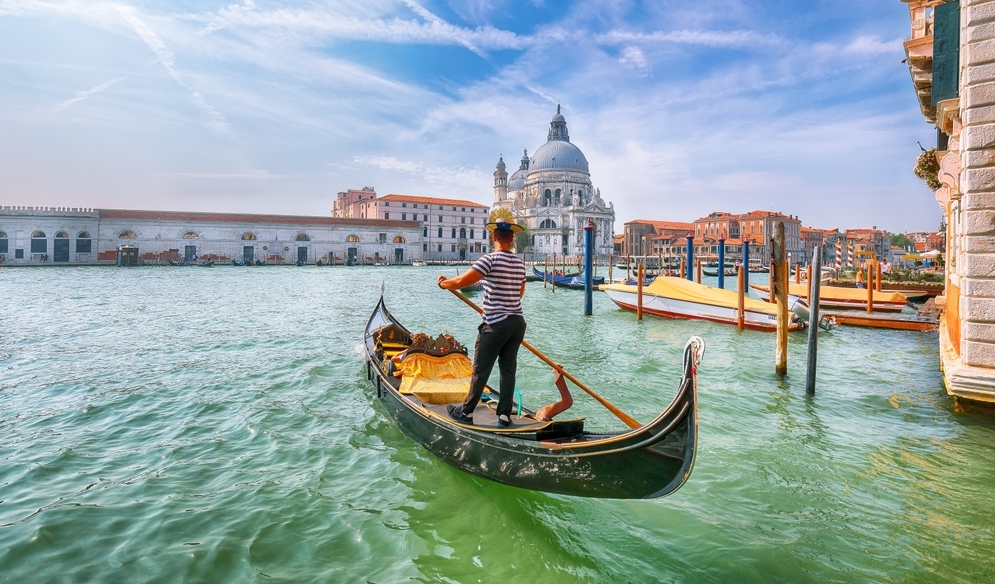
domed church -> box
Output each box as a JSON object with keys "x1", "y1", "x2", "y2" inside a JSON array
[{"x1": 492, "y1": 106, "x2": 615, "y2": 258}]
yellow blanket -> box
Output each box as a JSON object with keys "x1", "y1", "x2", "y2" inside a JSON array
[{"x1": 397, "y1": 352, "x2": 473, "y2": 405}]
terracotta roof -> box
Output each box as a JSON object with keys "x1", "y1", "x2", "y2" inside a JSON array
[
  {"x1": 381, "y1": 194, "x2": 488, "y2": 208},
  {"x1": 738, "y1": 210, "x2": 797, "y2": 220},
  {"x1": 627, "y1": 219, "x2": 694, "y2": 232},
  {"x1": 97, "y1": 208, "x2": 419, "y2": 228}
]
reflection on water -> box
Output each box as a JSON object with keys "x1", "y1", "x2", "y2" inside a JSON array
[{"x1": 0, "y1": 265, "x2": 992, "y2": 583}]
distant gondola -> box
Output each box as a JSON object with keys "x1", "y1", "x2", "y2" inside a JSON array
[
  {"x1": 363, "y1": 295, "x2": 703, "y2": 499},
  {"x1": 532, "y1": 267, "x2": 606, "y2": 288}
]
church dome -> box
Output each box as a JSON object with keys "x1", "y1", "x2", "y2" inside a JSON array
[
  {"x1": 530, "y1": 140, "x2": 589, "y2": 173},
  {"x1": 508, "y1": 168, "x2": 527, "y2": 191}
]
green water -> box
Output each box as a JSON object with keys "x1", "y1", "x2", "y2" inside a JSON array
[{"x1": 1, "y1": 266, "x2": 992, "y2": 583}]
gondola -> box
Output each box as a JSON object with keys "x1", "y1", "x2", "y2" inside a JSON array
[
  {"x1": 701, "y1": 267, "x2": 736, "y2": 277},
  {"x1": 363, "y1": 295, "x2": 703, "y2": 499},
  {"x1": 532, "y1": 267, "x2": 606, "y2": 288}
]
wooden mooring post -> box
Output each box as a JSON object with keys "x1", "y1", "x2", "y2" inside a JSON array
[
  {"x1": 637, "y1": 263, "x2": 644, "y2": 321},
  {"x1": 866, "y1": 262, "x2": 874, "y2": 313},
  {"x1": 551, "y1": 253, "x2": 556, "y2": 293},
  {"x1": 772, "y1": 222, "x2": 788, "y2": 375},
  {"x1": 544, "y1": 254, "x2": 549, "y2": 289}
]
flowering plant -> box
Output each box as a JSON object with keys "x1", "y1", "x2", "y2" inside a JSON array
[{"x1": 914, "y1": 148, "x2": 941, "y2": 191}]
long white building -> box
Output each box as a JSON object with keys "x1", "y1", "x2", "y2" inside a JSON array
[{"x1": 0, "y1": 206, "x2": 422, "y2": 265}]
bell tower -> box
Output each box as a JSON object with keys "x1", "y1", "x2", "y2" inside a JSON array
[{"x1": 493, "y1": 155, "x2": 508, "y2": 203}]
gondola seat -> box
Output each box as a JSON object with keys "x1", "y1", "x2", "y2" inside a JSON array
[{"x1": 397, "y1": 352, "x2": 473, "y2": 405}]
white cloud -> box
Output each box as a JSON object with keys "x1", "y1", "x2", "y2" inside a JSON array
[
  {"x1": 618, "y1": 46, "x2": 649, "y2": 75},
  {"x1": 596, "y1": 28, "x2": 786, "y2": 49},
  {"x1": 52, "y1": 77, "x2": 124, "y2": 112}
]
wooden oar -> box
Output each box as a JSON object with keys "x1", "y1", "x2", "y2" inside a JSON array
[{"x1": 446, "y1": 288, "x2": 641, "y2": 429}]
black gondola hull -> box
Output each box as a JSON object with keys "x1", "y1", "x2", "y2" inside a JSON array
[{"x1": 364, "y1": 297, "x2": 699, "y2": 499}]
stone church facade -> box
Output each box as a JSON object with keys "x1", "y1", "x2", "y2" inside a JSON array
[{"x1": 492, "y1": 108, "x2": 615, "y2": 259}]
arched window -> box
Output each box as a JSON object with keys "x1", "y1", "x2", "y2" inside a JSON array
[
  {"x1": 393, "y1": 236, "x2": 405, "y2": 243},
  {"x1": 470, "y1": 229, "x2": 474, "y2": 240},
  {"x1": 438, "y1": 227, "x2": 442, "y2": 238},
  {"x1": 118, "y1": 230, "x2": 137, "y2": 239},
  {"x1": 241, "y1": 232, "x2": 257, "y2": 240},
  {"x1": 346, "y1": 235, "x2": 360, "y2": 242},
  {"x1": 459, "y1": 228, "x2": 466, "y2": 239},
  {"x1": 182, "y1": 231, "x2": 199, "y2": 239},
  {"x1": 544, "y1": 189, "x2": 552, "y2": 206},
  {"x1": 555, "y1": 189, "x2": 561, "y2": 205},
  {"x1": 31, "y1": 231, "x2": 47, "y2": 253},
  {"x1": 0, "y1": 231, "x2": 7, "y2": 255},
  {"x1": 540, "y1": 219, "x2": 557, "y2": 229},
  {"x1": 451, "y1": 228, "x2": 456, "y2": 238},
  {"x1": 296, "y1": 233, "x2": 310, "y2": 242},
  {"x1": 76, "y1": 231, "x2": 91, "y2": 254},
  {"x1": 55, "y1": 231, "x2": 68, "y2": 238}
]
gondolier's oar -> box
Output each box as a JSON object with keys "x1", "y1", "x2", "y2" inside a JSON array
[{"x1": 446, "y1": 288, "x2": 641, "y2": 429}]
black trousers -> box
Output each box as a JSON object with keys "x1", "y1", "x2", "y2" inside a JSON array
[{"x1": 462, "y1": 315, "x2": 527, "y2": 417}]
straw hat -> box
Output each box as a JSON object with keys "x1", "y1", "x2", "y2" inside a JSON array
[{"x1": 484, "y1": 220, "x2": 524, "y2": 234}]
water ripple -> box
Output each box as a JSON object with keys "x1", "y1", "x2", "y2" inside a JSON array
[{"x1": 0, "y1": 266, "x2": 991, "y2": 582}]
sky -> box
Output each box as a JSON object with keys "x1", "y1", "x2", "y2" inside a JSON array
[{"x1": 0, "y1": 0, "x2": 943, "y2": 233}]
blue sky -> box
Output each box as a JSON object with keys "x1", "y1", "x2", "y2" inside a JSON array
[{"x1": 0, "y1": 0, "x2": 941, "y2": 232}]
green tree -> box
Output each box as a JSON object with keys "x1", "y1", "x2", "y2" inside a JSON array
[
  {"x1": 513, "y1": 223, "x2": 531, "y2": 254},
  {"x1": 487, "y1": 209, "x2": 529, "y2": 253},
  {"x1": 888, "y1": 232, "x2": 914, "y2": 250}
]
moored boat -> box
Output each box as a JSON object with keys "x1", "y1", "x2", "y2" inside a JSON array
[
  {"x1": 364, "y1": 295, "x2": 703, "y2": 499},
  {"x1": 601, "y1": 276, "x2": 807, "y2": 332},
  {"x1": 750, "y1": 283, "x2": 907, "y2": 313},
  {"x1": 412, "y1": 259, "x2": 427, "y2": 267},
  {"x1": 701, "y1": 268, "x2": 736, "y2": 277},
  {"x1": 533, "y1": 267, "x2": 605, "y2": 288}
]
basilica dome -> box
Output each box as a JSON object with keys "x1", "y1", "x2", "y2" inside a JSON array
[
  {"x1": 528, "y1": 109, "x2": 589, "y2": 173},
  {"x1": 530, "y1": 140, "x2": 589, "y2": 173},
  {"x1": 508, "y1": 168, "x2": 527, "y2": 191}
]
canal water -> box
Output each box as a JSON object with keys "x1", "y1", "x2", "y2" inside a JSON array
[{"x1": 1, "y1": 266, "x2": 992, "y2": 583}]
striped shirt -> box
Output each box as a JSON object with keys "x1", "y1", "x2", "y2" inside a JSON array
[{"x1": 471, "y1": 250, "x2": 526, "y2": 324}]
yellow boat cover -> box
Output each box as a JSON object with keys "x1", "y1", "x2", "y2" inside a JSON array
[
  {"x1": 397, "y1": 352, "x2": 472, "y2": 405},
  {"x1": 754, "y1": 284, "x2": 906, "y2": 303},
  {"x1": 602, "y1": 276, "x2": 780, "y2": 315}
]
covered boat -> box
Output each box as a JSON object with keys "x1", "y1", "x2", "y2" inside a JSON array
[
  {"x1": 533, "y1": 267, "x2": 605, "y2": 288},
  {"x1": 364, "y1": 295, "x2": 702, "y2": 499},
  {"x1": 750, "y1": 283, "x2": 907, "y2": 313},
  {"x1": 702, "y1": 267, "x2": 736, "y2": 277},
  {"x1": 601, "y1": 276, "x2": 807, "y2": 332}
]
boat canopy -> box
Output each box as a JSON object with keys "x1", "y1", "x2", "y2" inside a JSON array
[{"x1": 614, "y1": 276, "x2": 781, "y2": 315}]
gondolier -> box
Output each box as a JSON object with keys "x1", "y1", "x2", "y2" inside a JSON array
[{"x1": 437, "y1": 220, "x2": 527, "y2": 428}]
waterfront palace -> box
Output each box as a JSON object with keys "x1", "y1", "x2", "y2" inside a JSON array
[
  {"x1": 0, "y1": 207, "x2": 425, "y2": 266},
  {"x1": 901, "y1": 0, "x2": 995, "y2": 407}
]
